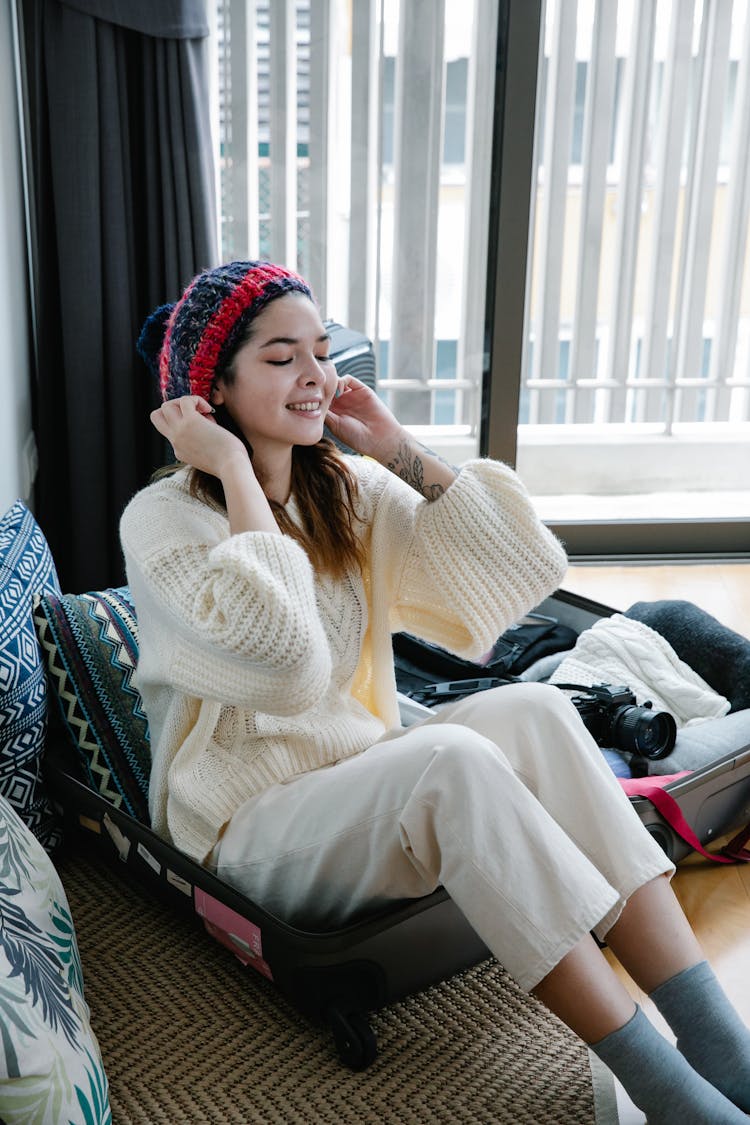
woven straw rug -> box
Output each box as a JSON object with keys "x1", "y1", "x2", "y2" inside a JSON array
[{"x1": 55, "y1": 845, "x2": 617, "y2": 1125}]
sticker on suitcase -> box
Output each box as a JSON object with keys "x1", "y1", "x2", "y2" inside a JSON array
[
  {"x1": 194, "y1": 888, "x2": 274, "y2": 980},
  {"x1": 103, "y1": 813, "x2": 131, "y2": 862},
  {"x1": 166, "y1": 868, "x2": 192, "y2": 896}
]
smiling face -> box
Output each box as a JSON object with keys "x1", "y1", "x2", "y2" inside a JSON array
[{"x1": 210, "y1": 292, "x2": 338, "y2": 469}]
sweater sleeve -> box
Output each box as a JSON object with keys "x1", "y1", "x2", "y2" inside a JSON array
[
  {"x1": 120, "y1": 479, "x2": 332, "y2": 714},
  {"x1": 364, "y1": 457, "x2": 568, "y2": 661}
]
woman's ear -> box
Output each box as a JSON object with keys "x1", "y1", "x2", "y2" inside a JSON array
[{"x1": 210, "y1": 383, "x2": 225, "y2": 407}]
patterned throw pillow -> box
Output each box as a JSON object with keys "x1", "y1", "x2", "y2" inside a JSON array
[
  {"x1": 33, "y1": 587, "x2": 151, "y2": 823},
  {"x1": 0, "y1": 791, "x2": 112, "y2": 1123},
  {"x1": 0, "y1": 500, "x2": 62, "y2": 852}
]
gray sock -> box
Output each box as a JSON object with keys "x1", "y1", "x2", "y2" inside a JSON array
[
  {"x1": 651, "y1": 960, "x2": 750, "y2": 1112},
  {"x1": 590, "y1": 1005, "x2": 747, "y2": 1124}
]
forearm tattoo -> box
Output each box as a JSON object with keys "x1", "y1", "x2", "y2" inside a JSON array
[{"x1": 385, "y1": 440, "x2": 458, "y2": 501}]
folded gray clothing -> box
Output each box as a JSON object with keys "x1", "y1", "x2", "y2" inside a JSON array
[
  {"x1": 625, "y1": 599, "x2": 750, "y2": 712},
  {"x1": 644, "y1": 708, "x2": 750, "y2": 775}
]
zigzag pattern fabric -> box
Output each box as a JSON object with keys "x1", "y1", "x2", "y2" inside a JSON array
[
  {"x1": 0, "y1": 500, "x2": 63, "y2": 852},
  {"x1": 33, "y1": 586, "x2": 151, "y2": 824}
]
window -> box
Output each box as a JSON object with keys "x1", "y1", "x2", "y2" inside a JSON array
[{"x1": 212, "y1": 0, "x2": 750, "y2": 557}]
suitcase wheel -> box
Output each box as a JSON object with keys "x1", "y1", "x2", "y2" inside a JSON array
[
  {"x1": 327, "y1": 1006, "x2": 378, "y2": 1071},
  {"x1": 646, "y1": 823, "x2": 677, "y2": 863}
]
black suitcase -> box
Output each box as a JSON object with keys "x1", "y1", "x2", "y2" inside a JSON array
[{"x1": 41, "y1": 586, "x2": 750, "y2": 1070}]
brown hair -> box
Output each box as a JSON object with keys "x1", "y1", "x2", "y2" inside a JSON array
[{"x1": 179, "y1": 437, "x2": 366, "y2": 578}]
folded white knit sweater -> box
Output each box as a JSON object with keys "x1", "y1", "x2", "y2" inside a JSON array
[{"x1": 550, "y1": 613, "x2": 730, "y2": 727}]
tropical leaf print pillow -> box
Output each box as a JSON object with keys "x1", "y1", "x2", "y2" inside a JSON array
[{"x1": 0, "y1": 792, "x2": 111, "y2": 1124}]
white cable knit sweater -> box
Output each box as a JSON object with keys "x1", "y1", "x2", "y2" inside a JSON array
[
  {"x1": 120, "y1": 456, "x2": 568, "y2": 863},
  {"x1": 549, "y1": 613, "x2": 730, "y2": 725}
]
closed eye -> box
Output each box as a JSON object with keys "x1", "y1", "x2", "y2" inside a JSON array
[{"x1": 266, "y1": 354, "x2": 332, "y2": 367}]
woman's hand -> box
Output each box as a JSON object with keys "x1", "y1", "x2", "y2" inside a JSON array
[
  {"x1": 151, "y1": 396, "x2": 277, "y2": 533},
  {"x1": 326, "y1": 376, "x2": 458, "y2": 500},
  {"x1": 150, "y1": 396, "x2": 250, "y2": 479},
  {"x1": 324, "y1": 375, "x2": 407, "y2": 459}
]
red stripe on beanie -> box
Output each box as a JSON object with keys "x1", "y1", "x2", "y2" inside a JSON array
[{"x1": 187, "y1": 263, "x2": 306, "y2": 401}]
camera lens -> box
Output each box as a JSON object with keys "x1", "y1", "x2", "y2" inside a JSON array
[{"x1": 611, "y1": 705, "x2": 676, "y2": 760}]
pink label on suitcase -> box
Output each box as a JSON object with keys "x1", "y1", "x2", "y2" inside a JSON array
[{"x1": 194, "y1": 888, "x2": 274, "y2": 980}]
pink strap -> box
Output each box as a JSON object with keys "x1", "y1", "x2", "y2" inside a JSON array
[
  {"x1": 721, "y1": 821, "x2": 750, "y2": 863},
  {"x1": 620, "y1": 776, "x2": 750, "y2": 864},
  {"x1": 619, "y1": 772, "x2": 691, "y2": 796}
]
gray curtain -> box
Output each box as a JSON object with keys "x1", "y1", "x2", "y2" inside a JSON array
[{"x1": 20, "y1": 0, "x2": 218, "y2": 591}]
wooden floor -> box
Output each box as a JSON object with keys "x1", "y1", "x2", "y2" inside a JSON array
[{"x1": 564, "y1": 560, "x2": 750, "y2": 1033}]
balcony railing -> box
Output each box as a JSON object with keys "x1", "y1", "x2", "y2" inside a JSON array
[{"x1": 527, "y1": 0, "x2": 750, "y2": 432}]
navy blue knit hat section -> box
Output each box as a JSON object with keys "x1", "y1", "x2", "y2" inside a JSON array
[{"x1": 136, "y1": 303, "x2": 174, "y2": 382}]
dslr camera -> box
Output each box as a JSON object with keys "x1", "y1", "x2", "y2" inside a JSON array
[{"x1": 562, "y1": 682, "x2": 677, "y2": 760}]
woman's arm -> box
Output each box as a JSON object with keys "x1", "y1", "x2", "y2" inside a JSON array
[
  {"x1": 374, "y1": 432, "x2": 457, "y2": 501},
  {"x1": 327, "y1": 376, "x2": 567, "y2": 648},
  {"x1": 127, "y1": 396, "x2": 336, "y2": 711},
  {"x1": 372, "y1": 457, "x2": 569, "y2": 660},
  {"x1": 121, "y1": 485, "x2": 333, "y2": 714}
]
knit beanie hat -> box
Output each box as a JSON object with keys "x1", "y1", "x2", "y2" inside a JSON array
[{"x1": 137, "y1": 260, "x2": 314, "y2": 402}]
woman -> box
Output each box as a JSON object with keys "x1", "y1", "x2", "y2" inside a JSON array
[{"x1": 122, "y1": 260, "x2": 749, "y2": 1123}]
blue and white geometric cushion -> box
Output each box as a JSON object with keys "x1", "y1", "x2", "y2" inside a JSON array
[{"x1": 0, "y1": 500, "x2": 62, "y2": 852}]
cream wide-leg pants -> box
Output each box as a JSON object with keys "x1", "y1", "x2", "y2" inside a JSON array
[{"x1": 213, "y1": 682, "x2": 674, "y2": 991}]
